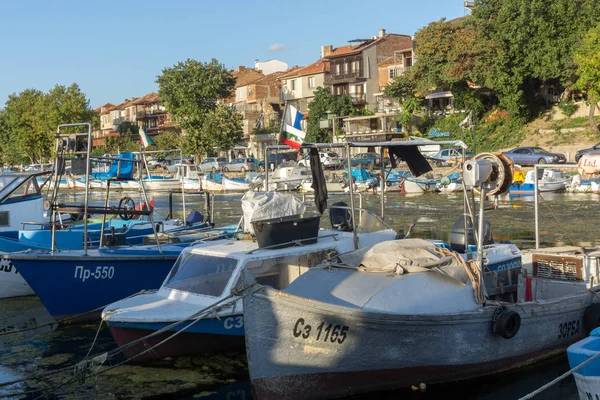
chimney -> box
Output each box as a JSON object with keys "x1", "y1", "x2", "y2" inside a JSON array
[
  {"x1": 321, "y1": 45, "x2": 333, "y2": 58},
  {"x1": 255, "y1": 59, "x2": 259, "y2": 69},
  {"x1": 378, "y1": 28, "x2": 386, "y2": 38},
  {"x1": 237, "y1": 66, "x2": 246, "y2": 72}
]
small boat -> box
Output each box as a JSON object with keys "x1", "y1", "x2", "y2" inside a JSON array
[
  {"x1": 262, "y1": 161, "x2": 311, "y2": 191},
  {"x1": 222, "y1": 173, "x2": 261, "y2": 191},
  {"x1": 566, "y1": 174, "x2": 598, "y2": 194},
  {"x1": 568, "y1": 327, "x2": 600, "y2": 400},
  {"x1": 509, "y1": 168, "x2": 569, "y2": 195},
  {"x1": 435, "y1": 172, "x2": 464, "y2": 193},
  {"x1": 0, "y1": 171, "x2": 67, "y2": 298},
  {"x1": 202, "y1": 172, "x2": 224, "y2": 191},
  {"x1": 101, "y1": 194, "x2": 400, "y2": 362}
]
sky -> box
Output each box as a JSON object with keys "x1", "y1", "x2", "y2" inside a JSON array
[{"x1": 0, "y1": 0, "x2": 469, "y2": 109}]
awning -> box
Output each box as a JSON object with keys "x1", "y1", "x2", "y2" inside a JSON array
[
  {"x1": 343, "y1": 113, "x2": 394, "y2": 122},
  {"x1": 425, "y1": 91, "x2": 453, "y2": 100}
]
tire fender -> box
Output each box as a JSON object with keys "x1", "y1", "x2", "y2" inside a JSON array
[{"x1": 492, "y1": 307, "x2": 521, "y2": 339}]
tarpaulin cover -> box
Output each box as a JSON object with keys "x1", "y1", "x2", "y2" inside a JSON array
[{"x1": 241, "y1": 191, "x2": 306, "y2": 234}]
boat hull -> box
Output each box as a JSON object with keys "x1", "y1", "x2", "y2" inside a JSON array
[
  {"x1": 107, "y1": 317, "x2": 245, "y2": 362},
  {"x1": 7, "y1": 250, "x2": 181, "y2": 320},
  {"x1": 243, "y1": 288, "x2": 592, "y2": 400},
  {"x1": 0, "y1": 258, "x2": 34, "y2": 298},
  {"x1": 222, "y1": 177, "x2": 251, "y2": 191}
]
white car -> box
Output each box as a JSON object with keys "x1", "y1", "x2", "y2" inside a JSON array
[{"x1": 298, "y1": 151, "x2": 342, "y2": 168}]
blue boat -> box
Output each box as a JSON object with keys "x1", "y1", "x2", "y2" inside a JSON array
[
  {"x1": 3, "y1": 122, "x2": 232, "y2": 318},
  {"x1": 568, "y1": 326, "x2": 600, "y2": 399}
]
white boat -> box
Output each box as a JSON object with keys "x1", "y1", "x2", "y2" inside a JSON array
[
  {"x1": 201, "y1": 172, "x2": 224, "y2": 191},
  {"x1": 101, "y1": 192, "x2": 400, "y2": 361},
  {"x1": 262, "y1": 162, "x2": 311, "y2": 191},
  {"x1": 0, "y1": 172, "x2": 59, "y2": 298},
  {"x1": 222, "y1": 173, "x2": 262, "y2": 192}
]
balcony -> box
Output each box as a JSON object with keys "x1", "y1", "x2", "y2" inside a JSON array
[
  {"x1": 350, "y1": 93, "x2": 367, "y2": 105},
  {"x1": 136, "y1": 109, "x2": 167, "y2": 120},
  {"x1": 324, "y1": 71, "x2": 364, "y2": 85}
]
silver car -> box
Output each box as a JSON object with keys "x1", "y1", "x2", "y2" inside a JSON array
[
  {"x1": 199, "y1": 157, "x2": 227, "y2": 172},
  {"x1": 223, "y1": 158, "x2": 257, "y2": 172}
]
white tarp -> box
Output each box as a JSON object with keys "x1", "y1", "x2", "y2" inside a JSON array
[
  {"x1": 577, "y1": 154, "x2": 600, "y2": 175},
  {"x1": 241, "y1": 191, "x2": 306, "y2": 234}
]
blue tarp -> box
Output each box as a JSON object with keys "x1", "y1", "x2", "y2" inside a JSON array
[{"x1": 91, "y1": 152, "x2": 135, "y2": 180}]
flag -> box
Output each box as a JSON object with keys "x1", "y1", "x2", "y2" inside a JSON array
[
  {"x1": 139, "y1": 126, "x2": 155, "y2": 148},
  {"x1": 279, "y1": 104, "x2": 305, "y2": 149}
]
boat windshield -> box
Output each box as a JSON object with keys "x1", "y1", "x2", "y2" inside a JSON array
[
  {"x1": 163, "y1": 252, "x2": 238, "y2": 297},
  {"x1": 0, "y1": 176, "x2": 19, "y2": 193}
]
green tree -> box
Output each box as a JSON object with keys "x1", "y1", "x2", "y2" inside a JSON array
[
  {"x1": 156, "y1": 58, "x2": 241, "y2": 155},
  {"x1": 153, "y1": 131, "x2": 181, "y2": 151},
  {"x1": 47, "y1": 84, "x2": 99, "y2": 131},
  {"x1": 306, "y1": 87, "x2": 356, "y2": 143},
  {"x1": 574, "y1": 22, "x2": 600, "y2": 134}
]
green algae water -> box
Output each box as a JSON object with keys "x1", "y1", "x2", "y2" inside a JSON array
[{"x1": 1, "y1": 189, "x2": 595, "y2": 399}]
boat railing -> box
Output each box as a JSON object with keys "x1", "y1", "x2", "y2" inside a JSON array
[{"x1": 48, "y1": 122, "x2": 163, "y2": 255}]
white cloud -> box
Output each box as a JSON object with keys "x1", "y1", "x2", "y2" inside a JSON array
[{"x1": 268, "y1": 43, "x2": 286, "y2": 52}]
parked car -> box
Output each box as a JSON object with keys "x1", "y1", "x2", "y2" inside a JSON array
[
  {"x1": 297, "y1": 151, "x2": 342, "y2": 168},
  {"x1": 502, "y1": 146, "x2": 566, "y2": 166},
  {"x1": 428, "y1": 148, "x2": 474, "y2": 167},
  {"x1": 167, "y1": 157, "x2": 195, "y2": 173},
  {"x1": 198, "y1": 157, "x2": 228, "y2": 172},
  {"x1": 223, "y1": 158, "x2": 257, "y2": 172},
  {"x1": 147, "y1": 157, "x2": 169, "y2": 170},
  {"x1": 575, "y1": 142, "x2": 600, "y2": 162},
  {"x1": 349, "y1": 152, "x2": 388, "y2": 169},
  {"x1": 257, "y1": 152, "x2": 298, "y2": 172}
]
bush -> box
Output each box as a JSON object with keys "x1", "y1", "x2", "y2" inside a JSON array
[{"x1": 557, "y1": 100, "x2": 578, "y2": 117}]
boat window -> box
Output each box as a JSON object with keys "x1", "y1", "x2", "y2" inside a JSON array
[
  {"x1": 3, "y1": 177, "x2": 40, "y2": 203},
  {"x1": 243, "y1": 248, "x2": 339, "y2": 290},
  {"x1": 0, "y1": 176, "x2": 18, "y2": 193},
  {"x1": 163, "y1": 253, "x2": 238, "y2": 297}
]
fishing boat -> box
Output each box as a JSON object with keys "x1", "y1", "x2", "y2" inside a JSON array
[
  {"x1": 565, "y1": 174, "x2": 599, "y2": 194},
  {"x1": 509, "y1": 168, "x2": 569, "y2": 195},
  {"x1": 222, "y1": 173, "x2": 261, "y2": 192},
  {"x1": 568, "y1": 324, "x2": 600, "y2": 400},
  {"x1": 261, "y1": 161, "x2": 311, "y2": 191},
  {"x1": 101, "y1": 195, "x2": 400, "y2": 362},
  {"x1": 0, "y1": 171, "x2": 70, "y2": 298},
  {"x1": 3, "y1": 122, "x2": 227, "y2": 317},
  {"x1": 240, "y1": 157, "x2": 600, "y2": 400},
  {"x1": 202, "y1": 172, "x2": 224, "y2": 191}
]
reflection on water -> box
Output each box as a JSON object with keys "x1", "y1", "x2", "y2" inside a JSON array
[{"x1": 0, "y1": 189, "x2": 596, "y2": 398}]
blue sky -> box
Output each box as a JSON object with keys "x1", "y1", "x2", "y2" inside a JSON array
[{"x1": 0, "y1": 0, "x2": 468, "y2": 109}]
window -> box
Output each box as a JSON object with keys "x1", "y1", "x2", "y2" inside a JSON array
[
  {"x1": 248, "y1": 87, "x2": 253, "y2": 97},
  {"x1": 164, "y1": 253, "x2": 238, "y2": 297},
  {"x1": 389, "y1": 68, "x2": 402, "y2": 79},
  {"x1": 290, "y1": 80, "x2": 296, "y2": 90},
  {"x1": 335, "y1": 63, "x2": 341, "y2": 75},
  {"x1": 405, "y1": 53, "x2": 413, "y2": 67},
  {"x1": 0, "y1": 211, "x2": 8, "y2": 227},
  {"x1": 308, "y1": 76, "x2": 315, "y2": 88},
  {"x1": 344, "y1": 62, "x2": 349, "y2": 74}
]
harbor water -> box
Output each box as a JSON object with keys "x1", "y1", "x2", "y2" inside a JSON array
[{"x1": 1, "y1": 188, "x2": 598, "y2": 399}]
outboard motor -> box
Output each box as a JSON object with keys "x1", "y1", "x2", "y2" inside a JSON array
[
  {"x1": 329, "y1": 201, "x2": 353, "y2": 232},
  {"x1": 449, "y1": 215, "x2": 493, "y2": 253}
]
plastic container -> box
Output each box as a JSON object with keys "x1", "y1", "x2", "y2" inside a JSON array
[{"x1": 251, "y1": 214, "x2": 321, "y2": 249}]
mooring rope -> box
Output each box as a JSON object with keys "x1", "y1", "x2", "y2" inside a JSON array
[
  {"x1": 0, "y1": 282, "x2": 260, "y2": 399},
  {"x1": 434, "y1": 247, "x2": 486, "y2": 304},
  {"x1": 518, "y1": 349, "x2": 600, "y2": 399}
]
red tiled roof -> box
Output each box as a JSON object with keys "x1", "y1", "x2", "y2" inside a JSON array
[
  {"x1": 232, "y1": 68, "x2": 265, "y2": 87},
  {"x1": 279, "y1": 59, "x2": 329, "y2": 79},
  {"x1": 132, "y1": 92, "x2": 160, "y2": 105}
]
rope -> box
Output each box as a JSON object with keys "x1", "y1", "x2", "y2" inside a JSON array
[
  {"x1": 434, "y1": 247, "x2": 486, "y2": 304},
  {"x1": 518, "y1": 349, "x2": 600, "y2": 399},
  {"x1": 0, "y1": 283, "x2": 260, "y2": 399}
]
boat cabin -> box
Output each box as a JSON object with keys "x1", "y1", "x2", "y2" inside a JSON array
[{"x1": 0, "y1": 172, "x2": 49, "y2": 231}]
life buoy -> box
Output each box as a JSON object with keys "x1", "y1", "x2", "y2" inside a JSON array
[
  {"x1": 492, "y1": 307, "x2": 521, "y2": 339},
  {"x1": 424, "y1": 182, "x2": 431, "y2": 191},
  {"x1": 386, "y1": 180, "x2": 392, "y2": 187},
  {"x1": 584, "y1": 303, "x2": 600, "y2": 333}
]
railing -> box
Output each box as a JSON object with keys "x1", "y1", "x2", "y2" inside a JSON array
[
  {"x1": 350, "y1": 93, "x2": 367, "y2": 104},
  {"x1": 324, "y1": 71, "x2": 362, "y2": 83},
  {"x1": 136, "y1": 109, "x2": 167, "y2": 119}
]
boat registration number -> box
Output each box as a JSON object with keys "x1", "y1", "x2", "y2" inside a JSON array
[
  {"x1": 292, "y1": 318, "x2": 349, "y2": 344},
  {"x1": 74, "y1": 266, "x2": 115, "y2": 282},
  {"x1": 558, "y1": 319, "x2": 580, "y2": 339},
  {"x1": 0, "y1": 260, "x2": 16, "y2": 274}
]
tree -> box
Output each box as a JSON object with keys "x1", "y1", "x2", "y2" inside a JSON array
[
  {"x1": 153, "y1": 131, "x2": 181, "y2": 151},
  {"x1": 574, "y1": 22, "x2": 600, "y2": 134},
  {"x1": 306, "y1": 87, "x2": 356, "y2": 143},
  {"x1": 156, "y1": 58, "x2": 241, "y2": 156}
]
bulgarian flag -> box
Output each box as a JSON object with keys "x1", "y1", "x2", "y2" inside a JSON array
[
  {"x1": 279, "y1": 104, "x2": 305, "y2": 149},
  {"x1": 139, "y1": 126, "x2": 155, "y2": 148}
]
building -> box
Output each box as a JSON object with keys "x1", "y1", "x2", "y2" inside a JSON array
[
  {"x1": 375, "y1": 40, "x2": 415, "y2": 114},
  {"x1": 278, "y1": 58, "x2": 329, "y2": 118},
  {"x1": 322, "y1": 29, "x2": 414, "y2": 111},
  {"x1": 254, "y1": 59, "x2": 288, "y2": 75}
]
